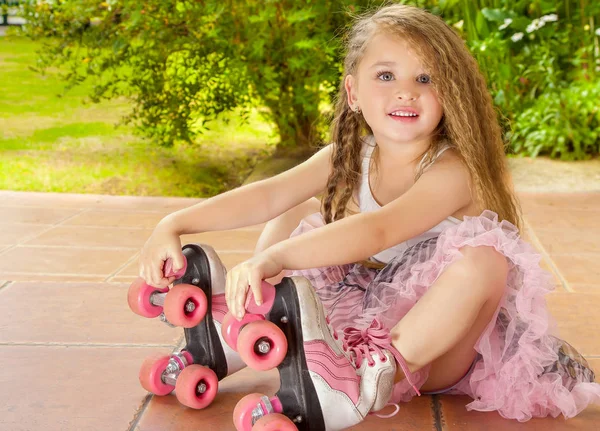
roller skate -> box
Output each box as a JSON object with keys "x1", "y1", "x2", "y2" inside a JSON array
[
  {"x1": 219, "y1": 279, "x2": 289, "y2": 371},
  {"x1": 231, "y1": 276, "x2": 423, "y2": 431},
  {"x1": 128, "y1": 243, "x2": 245, "y2": 409}
]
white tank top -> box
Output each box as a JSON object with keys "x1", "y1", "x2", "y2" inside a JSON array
[{"x1": 358, "y1": 137, "x2": 461, "y2": 264}]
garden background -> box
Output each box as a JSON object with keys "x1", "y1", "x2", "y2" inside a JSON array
[
  {"x1": 1, "y1": 2, "x2": 600, "y2": 430},
  {"x1": 1, "y1": 0, "x2": 599, "y2": 197}
]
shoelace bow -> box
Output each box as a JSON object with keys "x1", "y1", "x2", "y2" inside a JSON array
[{"x1": 339, "y1": 319, "x2": 422, "y2": 397}]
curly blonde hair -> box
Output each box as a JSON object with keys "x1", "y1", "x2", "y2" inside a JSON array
[{"x1": 321, "y1": 4, "x2": 522, "y2": 231}]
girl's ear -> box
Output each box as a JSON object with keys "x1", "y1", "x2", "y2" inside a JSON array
[{"x1": 344, "y1": 75, "x2": 358, "y2": 109}]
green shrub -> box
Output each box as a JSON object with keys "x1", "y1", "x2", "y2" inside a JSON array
[
  {"x1": 511, "y1": 79, "x2": 600, "y2": 160},
  {"x1": 18, "y1": 0, "x2": 600, "y2": 158},
  {"x1": 19, "y1": 0, "x2": 370, "y2": 150}
]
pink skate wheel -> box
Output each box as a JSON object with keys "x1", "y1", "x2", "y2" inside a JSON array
[
  {"x1": 163, "y1": 283, "x2": 208, "y2": 328},
  {"x1": 175, "y1": 364, "x2": 218, "y2": 409},
  {"x1": 128, "y1": 277, "x2": 168, "y2": 318},
  {"x1": 246, "y1": 281, "x2": 276, "y2": 315},
  {"x1": 139, "y1": 353, "x2": 174, "y2": 396},
  {"x1": 164, "y1": 256, "x2": 187, "y2": 279},
  {"x1": 233, "y1": 393, "x2": 264, "y2": 431},
  {"x1": 254, "y1": 414, "x2": 297, "y2": 431},
  {"x1": 221, "y1": 312, "x2": 265, "y2": 351},
  {"x1": 238, "y1": 321, "x2": 287, "y2": 371}
]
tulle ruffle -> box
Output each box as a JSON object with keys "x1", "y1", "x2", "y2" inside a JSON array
[
  {"x1": 415, "y1": 210, "x2": 599, "y2": 421},
  {"x1": 287, "y1": 210, "x2": 599, "y2": 421}
]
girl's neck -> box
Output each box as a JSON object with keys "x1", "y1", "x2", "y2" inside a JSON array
[{"x1": 371, "y1": 134, "x2": 433, "y2": 170}]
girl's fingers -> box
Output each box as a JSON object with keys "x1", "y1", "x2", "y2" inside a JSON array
[
  {"x1": 230, "y1": 269, "x2": 241, "y2": 318},
  {"x1": 249, "y1": 270, "x2": 263, "y2": 306},
  {"x1": 151, "y1": 261, "x2": 164, "y2": 287},
  {"x1": 225, "y1": 271, "x2": 232, "y2": 307},
  {"x1": 236, "y1": 274, "x2": 248, "y2": 320}
]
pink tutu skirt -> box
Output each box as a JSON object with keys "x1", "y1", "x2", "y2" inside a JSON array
[{"x1": 285, "y1": 210, "x2": 600, "y2": 422}]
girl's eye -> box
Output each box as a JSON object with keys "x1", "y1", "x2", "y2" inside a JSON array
[
  {"x1": 376, "y1": 71, "x2": 394, "y2": 82},
  {"x1": 417, "y1": 74, "x2": 431, "y2": 84}
]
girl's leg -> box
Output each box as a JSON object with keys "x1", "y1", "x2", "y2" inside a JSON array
[
  {"x1": 254, "y1": 197, "x2": 321, "y2": 284},
  {"x1": 390, "y1": 245, "x2": 509, "y2": 391}
]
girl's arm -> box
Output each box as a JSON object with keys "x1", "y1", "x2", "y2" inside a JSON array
[
  {"x1": 140, "y1": 144, "x2": 333, "y2": 287},
  {"x1": 159, "y1": 144, "x2": 333, "y2": 235},
  {"x1": 266, "y1": 153, "x2": 472, "y2": 269}
]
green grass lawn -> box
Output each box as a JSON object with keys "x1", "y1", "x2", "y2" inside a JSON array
[{"x1": 0, "y1": 35, "x2": 277, "y2": 197}]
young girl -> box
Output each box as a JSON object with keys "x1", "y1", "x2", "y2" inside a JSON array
[{"x1": 139, "y1": 4, "x2": 599, "y2": 426}]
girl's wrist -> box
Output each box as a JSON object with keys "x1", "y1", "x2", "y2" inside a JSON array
[
  {"x1": 264, "y1": 243, "x2": 286, "y2": 269},
  {"x1": 157, "y1": 213, "x2": 181, "y2": 236}
]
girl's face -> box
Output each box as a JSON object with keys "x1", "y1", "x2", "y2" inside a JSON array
[{"x1": 345, "y1": 32, "x2": 443, "y2": 147}]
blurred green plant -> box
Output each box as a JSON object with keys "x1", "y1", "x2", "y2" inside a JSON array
[
  {"x1": 511, "y1": 79, "x2": 600, "y2": 159},
  {"x1": 18, "y1": 0, "x2": 600, "y2": 159},
  {"x1": 429, "y1": 0, "x2": 599, "y2": 159},
  {"x1": 19, "y1": 0, "x2": 370, "y2": 152}
]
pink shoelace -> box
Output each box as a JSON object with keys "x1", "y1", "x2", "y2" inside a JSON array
[{"x1": 340, "y1": 319, "x2": 422, "y2": 397}]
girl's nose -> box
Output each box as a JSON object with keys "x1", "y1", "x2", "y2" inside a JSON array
[
  {"x1": 395, "y1": 82, "x2": 418, "y2": 101},
  {"x1": 396, "y1": 89, "x2": 417, "y2": 101}
]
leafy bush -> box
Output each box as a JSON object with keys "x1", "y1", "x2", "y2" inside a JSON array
[
  {"x1": 398, "y1": 0, "x2": 600, "y2": 159},
  {"x1": 18, "y1": 0, "x2": 600, "y2": 159},
  {"x1": 511, "y1": 79, "x2": 600, "y2": 159},
  {"x1": 447, "y1": 0, "x2": 600, "y2": 159},
  {"x1": 19, "y1": 0, "x2": 369, "y2": 151}
]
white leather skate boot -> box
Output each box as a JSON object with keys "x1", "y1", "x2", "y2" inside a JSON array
[{"x1": 233, "y1": 276, "x2": 423, "y2": 430}]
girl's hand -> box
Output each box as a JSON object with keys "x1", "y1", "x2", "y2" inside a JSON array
[
  {"x1": 139, "y1": 220, "x2": 184, "y2": 288},
  {"x1": 226, "y1": 251, "x2": 283, "y2": 320}
]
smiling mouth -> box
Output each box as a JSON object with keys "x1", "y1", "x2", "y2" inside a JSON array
[
  {"x1": 388, "y1": 112, "x2": 419, "y2": 123},
  {"x1": 388, "y1": 112, "x2": 419, "y2": 118}
]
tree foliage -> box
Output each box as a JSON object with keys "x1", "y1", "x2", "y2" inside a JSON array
[
  {"x1": 21, "y1": 0, "x2": 600, "y2": 158},
  {"x1": 22, "y1": 0, "x2": 370, "y2": 150}
]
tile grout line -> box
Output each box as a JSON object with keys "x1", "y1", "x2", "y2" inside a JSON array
[
  {"x1": 5, "y1": 245, "x2": 254, "y2": 252},
  {"x1": 431, "y1": 395, "x2": 443, "y2": 431},
  {"x1": 0, "y1": 203, "x2": 206, "y2": 214},
  {"x1": 3, "y1": 207, "x2": 93, "y2": 255},
  {"x1": 127, "y1": 394, "x2": 153, "y2": 431},
  {"x1": 0, "y1": 271, "x2": 120, "y2": 277},
  {"x1": 523, "y1": 218, "x2": 574, "y2": 293},
  {"x1": 5, "y1": 223, "x2": 265, "y2": 232},
  {"x1": 125, "y1": 336, "x2": 186, "y2": 431},
  {"x1": 0, "y1": 342, "x2": 177, "y2": 347},
  {"x1": 105, "y1": 251, "x2": 141, "y2": 283},
  {"x1": 8, "y1": 245, "x2": 141, "y2": 250},
  {"x1": 546, "y1": 252, "x2": 600, "y2": 256},
  {"x1": 0, "y1": 220, "x2": 70, "y2": 257},
  {"x1": 36, "y1": 224, "x2": 153, "y2": 231},
  {"x1": 52, "y1": 207, "x2": 91, "y2": 226},
  {"x1": 0, "y1": 278, "x2": 140, "y2": 283}
]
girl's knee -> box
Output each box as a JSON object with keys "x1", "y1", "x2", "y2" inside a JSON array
[
  {"x1": 459, "y1": 245, "x2": 508, "y2": 297},
  {"x1": 292, "y1": 196, "x2": 321, "y2": 217},
  {"x1": 274, "y1": 198, "x2": 319, "y2": 232},
  {"x1": 255, "y1": 197, "x2": 321, "y2": 254}
]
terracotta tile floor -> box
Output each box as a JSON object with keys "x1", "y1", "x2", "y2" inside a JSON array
[{"x1": 0, "y1": 190, "x2": 598, "y2": 431}]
